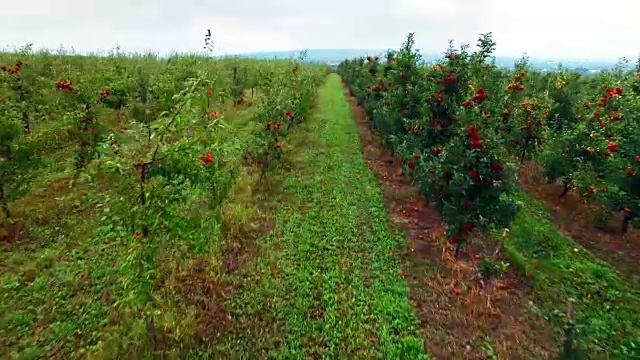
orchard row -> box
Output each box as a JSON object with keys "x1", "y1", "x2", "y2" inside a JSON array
[
  {"x1": 1, "y1": 52, "x2": 326, "y2": 235},
  {"x1": 338, "y1": 33, "x2": 640, "y2": 252}
]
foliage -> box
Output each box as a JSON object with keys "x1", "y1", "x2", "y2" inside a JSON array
[
  {"x1": 339, "y1": 33, "x2": 519, "y2": 256},
  {"x1": 0, "y1": 48, "x2": 325, "y2": 357},
  {"x1": 338, "y1": 32, "x2": 640, "y2": 357}
]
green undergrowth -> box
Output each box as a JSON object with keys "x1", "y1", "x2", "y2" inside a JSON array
[
  {"x1": 502, "y1": 191, "x2": 640, "y2": 358},
  {"x1": 0, "y1": 102, "x2": 259, "y2": 358},
  {"x1": 208, "y1": 74, "x2": 428, "y2": 359}
]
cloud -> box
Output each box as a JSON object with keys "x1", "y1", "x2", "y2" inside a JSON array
[{"x1": 0, "y1": 0, "x2": 638, "y2": 59}]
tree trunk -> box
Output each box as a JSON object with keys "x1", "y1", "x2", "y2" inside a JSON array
[
  {"x1": 138, "y1": 164, "x2": 148, "y2": 206},
  {"x1": 520, "y1": 138, "x2": 530, "y2": 164},
  {"x1": 19, "y1": 84, "x2": 31, "y2": 135},
  {"x1": 0, "y1": 184, "x2": 10, "y2": 219},
  {"x1": 22, "y1": 112, "x2": 31, "y2": 135},
  {"x1": 520, "y1": 149, "x2": 527, "y2": 164},
  {"x1": 146, "y1": 317, "x2": 157, "y2": 349},
  {"x1": 454, "y1": 243, "x2": 462, "y2": 259},
  {"x1": 622, "y1": 214, "x2": 632, "y2": 236}
]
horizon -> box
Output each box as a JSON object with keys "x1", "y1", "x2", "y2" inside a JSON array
[
  {"x1": 235, "y1": 48, "x2": 637, "y2": 63},
  {"x1": 1, "y1": 46, "x2": 634, "y2": 65}
]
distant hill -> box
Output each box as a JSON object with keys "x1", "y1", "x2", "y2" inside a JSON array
[
  {"x1": 234, "y1": 49, "x2": 385, "y2": 64},
  {"x1": 230, "y1": 49, "x2": 631, "y2": 71}
]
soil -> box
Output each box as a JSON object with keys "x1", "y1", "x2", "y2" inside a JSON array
[
  {"x1": 345, "y1": 88, "x2": 560, "y2": 359},
  {"x1": 0, "y1": 222, "x2": 22, "y2": 243}
]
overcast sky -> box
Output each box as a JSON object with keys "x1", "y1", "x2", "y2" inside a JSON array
[{"x1": 1, "y1": 0, "x2": 638, "y2": 60}]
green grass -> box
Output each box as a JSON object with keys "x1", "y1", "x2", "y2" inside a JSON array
[
  {"x1": 1, "y1": 51, "x2": 328, "y2": 358},
  {"x1": 9, "y1": 51, "x2": 639, "y2": 359},
  {"x1": 207, "y1": 74, "x2": 428, "y2": 359},
  {"x1": 503, "y1": 191, "x2": 640, "y2": 357}
]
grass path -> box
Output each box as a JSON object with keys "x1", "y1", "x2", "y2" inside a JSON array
[{"x1": 212, "y1": 74, "x2": 428, "y2": 358}]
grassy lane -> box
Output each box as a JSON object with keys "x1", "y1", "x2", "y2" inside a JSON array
[
  {"x1": 211, "y1": 74, "x2": 428, "y2": 359},
  {"x1": 503, "y1": 191, "x2": 640, "y2": 357}
]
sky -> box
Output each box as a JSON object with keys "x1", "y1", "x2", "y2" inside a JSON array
[{"x1": 1, "y1": 0, "x2": 639, "y2": 60}]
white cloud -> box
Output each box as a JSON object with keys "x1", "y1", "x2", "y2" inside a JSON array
[{"x1": 0, "y1": 0, "x2": 638, "y2": 59}]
